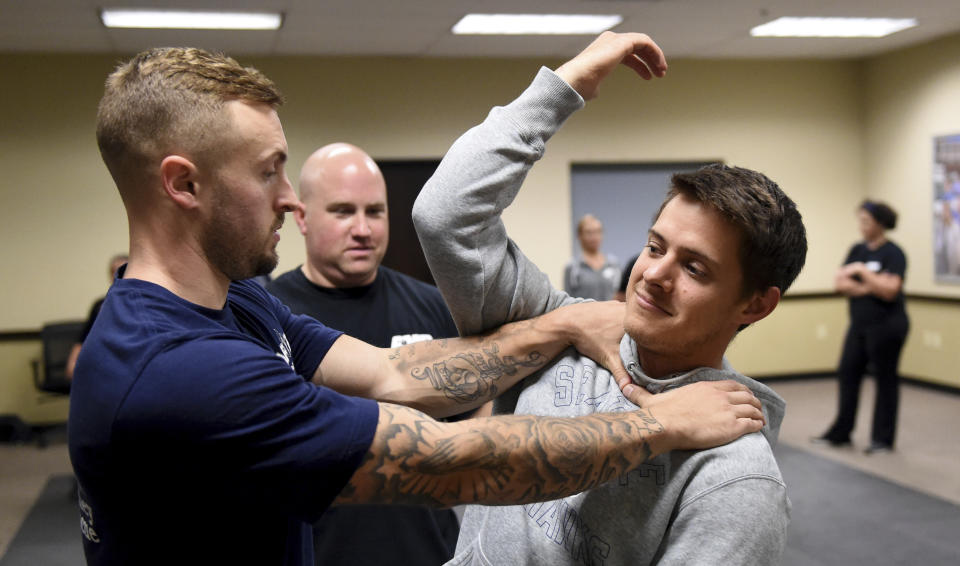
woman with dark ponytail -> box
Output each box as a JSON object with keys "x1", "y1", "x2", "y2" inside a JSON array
[{"x1": 815, "y1": 200, "x2": 909, "y2": 454}]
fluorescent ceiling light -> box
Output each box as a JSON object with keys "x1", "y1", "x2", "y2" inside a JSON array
[
  {"x1": 750, "y1": 17, "x2": 916, "y2": 38},
  {"x1": 452, "y1": 14, "x2": 622, "y2": 35},
  {"x1": 101, "y1": 9, "x2": 283, "y2": 30}
]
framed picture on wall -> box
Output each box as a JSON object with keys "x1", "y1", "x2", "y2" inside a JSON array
[{"x1": 933, "y1": 134, "x2": 960, "y2": 283}]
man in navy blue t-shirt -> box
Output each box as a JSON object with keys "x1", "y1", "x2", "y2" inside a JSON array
[{"x1": 71, "y1": 41, "x2": 768, "y2": 566}]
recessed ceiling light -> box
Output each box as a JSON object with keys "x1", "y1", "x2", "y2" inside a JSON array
[
  {"x1": 452, "y1": 14, "x2": 623, "y2": 35},
  {"x1": 750, "y1": 17, "x2": 916, "y2": 38},
  {"x1": 100, "y1": 9, "x2": 283, "y2": 30}
]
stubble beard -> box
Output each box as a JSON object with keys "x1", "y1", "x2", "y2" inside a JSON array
[{"x1": 201, "y1": 202, "x2": 281, "y2": 281}]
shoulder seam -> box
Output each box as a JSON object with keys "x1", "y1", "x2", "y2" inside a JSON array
[{"x1": 677, "y1": 473, "x2": 786, "y2": 512}]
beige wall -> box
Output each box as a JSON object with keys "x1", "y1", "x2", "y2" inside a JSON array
[
  {"x1": 262, "y1": 55, "x2": 864, "y2": 296},
  {"x1": 858, "y1": 33, "x2": 960, "y2": 389},
  {"x1": 0, "y1": 53, "x2": 863, "y2": 331},
  {"x1": 863, "y1": 33, "x2": 960, "y2": 297},
  {"x1": 2, "y1": 34, "x2": 959, "y2": 422},
  {"x1": 728, "y1": 297, "x2": 847, "y2": 377},
  {"x1": 0, "y1": 55, "x2": 127, "y2": 330},
  {"x1": 732, "y1": 23, "x2": 960, "y2": 389}
]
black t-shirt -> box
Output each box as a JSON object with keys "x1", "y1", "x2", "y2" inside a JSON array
[
  {"x1": 267, "y1": 266, "x2": 460, "y2": 566},
  {"x1": 267, "y1": 266, "x2": 458, "y2": 347},
  {"x1": 844, "y1": 241, "x2": 907, "y2": 325}
]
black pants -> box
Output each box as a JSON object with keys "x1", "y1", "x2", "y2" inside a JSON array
[{"x1": 825, "y1": 314, "x2": 909, "y2": 446}]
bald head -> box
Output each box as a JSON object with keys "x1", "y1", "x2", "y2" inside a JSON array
[
  {"x1": 299, "y1": 143, "x2": 384, "y2": 203},
  {"x1": 295, "y1": 143, "x2": 389, "y2": 288}
]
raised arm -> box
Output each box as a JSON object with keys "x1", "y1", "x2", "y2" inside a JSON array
[
  {"x1": 412, "y1": 66, "x2": 584, "y2": 336},
  {"x1": 413, "y1": 32, "x2": 667, "y2": 338},
  {"x1": 335, "y1": 379, "x2": 764, "y2": 507}
]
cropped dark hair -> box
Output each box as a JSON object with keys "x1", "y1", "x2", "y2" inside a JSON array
[
  {"x1": 658, "y1": 163, "x2": 807, "y2": 299},
  {"x1": 861, "y1": 200, "x2": 898, "y2": 230}
]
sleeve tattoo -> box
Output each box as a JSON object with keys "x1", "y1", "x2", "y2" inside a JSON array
[{"x1": 339, "y1": 403, "x2": 664, "y2": 507}]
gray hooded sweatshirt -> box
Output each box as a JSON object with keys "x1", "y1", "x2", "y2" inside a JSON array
[{"x1": 412, "y1": 67, "x2": 790, "y2": 566}]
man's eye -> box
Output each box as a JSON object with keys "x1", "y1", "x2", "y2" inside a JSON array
[
  {"x1": 645, "y1": 243, "x2": 662, "y2": 256},
  {"x1": 686, "y1": 264, "x2": 705, "y2": 277}
]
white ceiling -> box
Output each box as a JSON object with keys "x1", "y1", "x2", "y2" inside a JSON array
[{"x1": 2, "y1": 0, "x2": 960, "y2": 60}]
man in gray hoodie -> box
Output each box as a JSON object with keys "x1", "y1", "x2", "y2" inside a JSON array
[{"x1": 413, "y1": 31, "x2": 807, "y2": 565}]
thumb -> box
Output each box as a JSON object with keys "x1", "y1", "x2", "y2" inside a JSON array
[
  {"x1": 607, "y1": 358, "x2": 632, "y2": 391},
  {"x1": 619, "y1": 377, "x2": 652, "y2": 407}
]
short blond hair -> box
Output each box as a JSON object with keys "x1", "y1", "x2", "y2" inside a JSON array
[{"x1": 96, "y1": 47, "x2": 284, "y2": 186}]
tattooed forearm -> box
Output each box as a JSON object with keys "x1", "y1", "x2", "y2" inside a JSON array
[
  {"x1": 387, "y1": 317, "x2": 554, "y2": 406},
  {"x1": 410, "y1": 344, "x2": 544, "y2": 403},
  {"x1": 337, "y1": 403, "x2": 665, "y2": 508}
]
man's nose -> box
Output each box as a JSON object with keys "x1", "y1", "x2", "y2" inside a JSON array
[
  {"x1": 351, "y1": 215, "x2": 372, "y2": 237},
  {"x1": 643, "y1": 258, "x2": 673, "y2": 293},
  {"x1": 276, "y1": 175, "x2": 301, "y2": 214}
]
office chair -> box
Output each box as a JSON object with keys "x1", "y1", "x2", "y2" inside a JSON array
[
  {"x1": 33, "y1": 320, "x2": 85, "y2": 396},
  {"x1": 29, "y1": 320, "x2": 84, "y2": 447}
]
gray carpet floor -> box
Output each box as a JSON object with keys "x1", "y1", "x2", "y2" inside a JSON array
[
  {"x1": 1, "y1": 475, "x2": 80, "y2": 566},
  {"x1": 4, "y1": 446, "x2": 960, "y2": 565},
  {"x1": 776, "y1": 443, "x2": 960, "y2": 566}
]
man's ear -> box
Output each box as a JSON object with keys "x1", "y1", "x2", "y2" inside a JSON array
[
  {"x1": 159, "y1": 155, "x2": 201, "y2": 210},
  {"x1": 738, "y1": 286, "x2": 781, "y2": 326},
  {"x1": 293, "y1": 204, "x2": 308, "y2": 235}
]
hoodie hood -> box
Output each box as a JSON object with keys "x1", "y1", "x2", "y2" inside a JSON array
[{"x1": 619, "y1": 334, "x2": 786, "y2": 448}]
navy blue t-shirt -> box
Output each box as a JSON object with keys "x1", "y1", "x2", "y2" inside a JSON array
[{"x1": 68, "y1": 274, "x2": 379, "y2": 566}]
